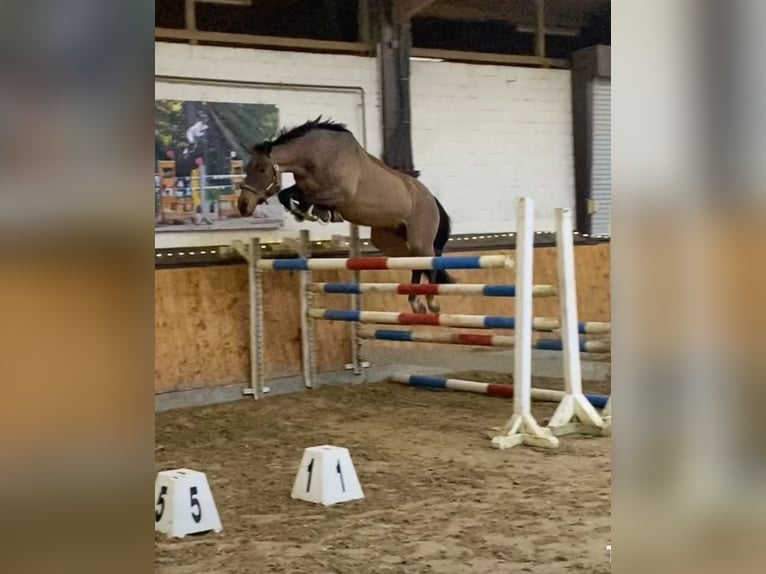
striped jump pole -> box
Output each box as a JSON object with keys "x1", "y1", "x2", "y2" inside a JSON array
[
  {"x1": 309, "y1": 308, "x2": 609, "y2": 334},
  {"x1": 391, "y1": 374, "x2": 609, "y2": 409},
  {"x1": 308, "y1": 282, "x2": 557, "y2": 297},
  {"x1": 256, "y1": 254, "x2": 513, "y2": 271},
  {"x1": 360, "y1": 329, "x2": 611, "y2": 353}
]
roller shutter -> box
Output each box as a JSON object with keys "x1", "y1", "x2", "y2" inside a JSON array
[{"x1": 590, "y1": 78, "x2": 611, "y2": 235}]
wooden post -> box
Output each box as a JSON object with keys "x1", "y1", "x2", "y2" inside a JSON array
[
  {"x1": 535, "y1": 0, "x2": 547, "y2": 67},
  {"x1": 358, "y1": 0, "x2": 372, "y2": 47},
  {"x1": 185, "y1": 0, "x2": 197, "y2": 45}
]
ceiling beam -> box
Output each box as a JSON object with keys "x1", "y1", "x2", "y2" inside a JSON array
[
  {"x1": 394, "y1": 0, "x2": 439, "y2": 24},
  {"x1": 411, "y1": 47, "x2": 568, "y2": 69},
  {"x1": 195, "y1": 0, "x2": 253, "y2": 5},
  {"x1": 419, "y1": 0, "x2": 590, "y2": 29},
  {"x1": 155, "y1": 27, "x2": 371, "y2": 55}
]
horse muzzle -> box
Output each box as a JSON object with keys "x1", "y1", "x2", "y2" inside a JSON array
[{"x1": 240, "y1": 183, "x2": 273, "y2": 205}]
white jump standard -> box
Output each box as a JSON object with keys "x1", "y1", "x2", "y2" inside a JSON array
[
  {"x1": 490, "y1": 198, "x2": 559, "y2": 449},
  {"x1": 545, "y1": 206, "x2": 607, "y2": 437}
]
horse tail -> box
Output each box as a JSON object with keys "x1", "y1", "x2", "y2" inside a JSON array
[{"x1": 433, "y1": 197, "x2": 456, "y2": 284}]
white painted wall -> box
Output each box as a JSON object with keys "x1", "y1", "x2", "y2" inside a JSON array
[
  {"x1": 155, "y1": 43, "x2": 575, "y2": 248},
  {"x1": 411, "y1": 60, "x2": 575, "y2": 234},
  {"x1": 155, "y1": 42, "x2": 380, "y2": 248}
]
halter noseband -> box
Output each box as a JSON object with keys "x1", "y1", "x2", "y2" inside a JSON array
[{"x1": 241, "y1": 163, "x2": 281, "y2": 203}]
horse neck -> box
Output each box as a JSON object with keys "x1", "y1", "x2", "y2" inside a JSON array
[
  {"x1": 272, "y1": 133, "x2": 353, "y2": 178},
  {"x1": 270, "y1": 141, "x2": 304, "y2": 172},
  {"x1": 365, "y1": 152, "x2": 415, "y2": 186}
]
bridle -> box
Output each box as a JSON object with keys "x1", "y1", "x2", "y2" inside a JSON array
[{"x1": 240, "y1": 163, "x2": 281, "y2": 204}]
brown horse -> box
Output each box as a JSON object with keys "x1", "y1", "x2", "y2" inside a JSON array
[{"x1": 238, "y1": 117, "x2": 453, "y2": 313}]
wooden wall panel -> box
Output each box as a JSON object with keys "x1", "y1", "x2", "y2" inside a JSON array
[
  {"x1": 155, "y1": 266, "x2": 249, "y2": 393},
  {"x1": 155, "y1": 244, "x2": 610, "y2": 394}
]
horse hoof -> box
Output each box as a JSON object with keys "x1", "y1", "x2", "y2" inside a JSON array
[
  {"x1": 427, "y1": 300, "x2": 440, "y2": 313},
  {"x1": 409, "y1": 301, "x2": 428, "y2": 314}
]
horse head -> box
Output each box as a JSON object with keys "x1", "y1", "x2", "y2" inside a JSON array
[{"x1": 238, "y1": 144, "x2": 280, "y2": 216}]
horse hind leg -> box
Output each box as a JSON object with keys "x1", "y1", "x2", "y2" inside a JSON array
[
  {"x1": 420, "y1": 270, "x2": 439, "y2": 313},
  {"x1": 370, "y1": 226, "x2": 427, "y2": 313},
  {"x1": 408, "y1": 270, "x2": 427, "y2": 314},
  {"x1": 424, "y1": 197, "x2": 455, "y2": 313},
  {"x1": 405, "y1": 229, "x2": 441, "y2": 313},
  {"x1": 425, "y1": 259, "x2": 456, "y2": 313},
  {"x1": 424, "y1": 250, "x2": 452, "y2": 313}
]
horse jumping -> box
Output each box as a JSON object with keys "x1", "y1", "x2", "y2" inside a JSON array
[{"x1": 237, "y1": 117, "x2": 453, "y2": 313}]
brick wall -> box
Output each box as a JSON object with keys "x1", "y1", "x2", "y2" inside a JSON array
[
  {"x1": 411, "y1": 61, "x2": 574, "y2": 233},
  {"x1": 155, "y1": 43, "x2": 575, "y2": 240}
]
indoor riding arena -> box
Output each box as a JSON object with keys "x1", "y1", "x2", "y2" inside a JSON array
[{"x1": 155, "y1": 1, "x2": 611, "y2": 572}]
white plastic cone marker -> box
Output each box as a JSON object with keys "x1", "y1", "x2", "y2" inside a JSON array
[
  {"x1": 291, "y1": 445, "x2": 364, "y2": 506},
  {"x1": 154, "y1": 469, "x2": 222, "y2": 538}
]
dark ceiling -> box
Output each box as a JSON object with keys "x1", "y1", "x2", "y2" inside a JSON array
[
  {"x1": 420, "y1": 0, "x2": 610, "y2": 28},
  {"x1": 156, "y1": 0, "x2": 610, "y2": 59}
]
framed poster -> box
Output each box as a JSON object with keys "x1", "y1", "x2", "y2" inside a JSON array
[{"x1": 154, "y1": 99, "x2": 284, "y2": 231}]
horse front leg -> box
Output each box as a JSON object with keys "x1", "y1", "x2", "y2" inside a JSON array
[
  {"x1": 307, "y1": 186, "x2": 345, "y2": 223},
  {"x1": 277, "y1": 185, "x2": 318, "y2": 222}
]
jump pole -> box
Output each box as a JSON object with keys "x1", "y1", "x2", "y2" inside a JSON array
[
  {"x1": 390, "y1": 374, "x2": 610, "y2": 409},
  {"x1": 309, "y1": 308, "x2": 608, "y2": 334},
  {"x1": 546, "y1": 207, "x2": 606, "y2": 436},
  {"x1": 359, "y1": 328, "x2": 611, "y2": 353},
  {"x1": 309, "y1": 283, "x2": 557, "y2": 297},
  {"x1": 256, "y1": 254, "x2": 513, "y2": 271},
  {"x1": 491, "y1": 197, "x2": 559, "y2": 449}
]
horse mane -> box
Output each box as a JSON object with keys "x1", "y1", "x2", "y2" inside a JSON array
[{"x1": 254, "y1": 116, "x2": 350, "y2": 154}]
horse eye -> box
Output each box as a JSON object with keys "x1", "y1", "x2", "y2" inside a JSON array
[{"x1": 258, "y1": 167, "x2": 266, "y2": 174}]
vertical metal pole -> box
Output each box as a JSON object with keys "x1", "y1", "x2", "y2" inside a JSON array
[
  {"x1": 299, "y1": 230, "x2": 315, "y2": 388},
  {"x1": 250, "y1": 237, "x2": 265, "y2": 398},
  {"x1": 556, "y1": 208, "x2": 584, "y2": 398},
  {"x1": 514, "y1": 197, "x2": 534, "y2": 417},
  {"x1": 349, "y1": 224, "x2": 363, "y2": 375}
]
